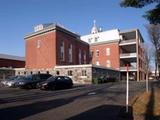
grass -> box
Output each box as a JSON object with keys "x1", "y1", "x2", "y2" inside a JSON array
[{"x1": 132, "y1": 87, "x2": 160, "y2": 120}]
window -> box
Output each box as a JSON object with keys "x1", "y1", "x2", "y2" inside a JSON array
[
  {"x1": 68, "y1": 70, "x2": 73, "y2": 76},
  {"x1": 90, "y1": 51, "x2": 94, "y2": 57},
  {"x1": 37, "y1": 40, "x2": 41, "y2": 48},
  {"x1": 88, "y1": 38, "x2": 92, "y2": 43},
  {"x1": 94, "y1": 36, "x2": 99, "y2": 42},
  {"x1": 96, "y1": 50, "x2": 99, "y2": 57},
  {"x1": 82, "y1": 70, "x2": 87, "y2": 76},
  {"x1": 83, "y1": 51, "x2": 86, "y2": 64},
  {"x1": 106, "y1": 48, "x2": 110, "y2": 56},
  {"x1": 56, "y1": 71, "x2": 60, "y2": 75},
  {"x1": 60, "y1": 41, "x2": 64, "y2": 61},
  {"x1": 96, "y1": 61, "x2": 100, "y2": 65},
  {"x1": 68, "y1": 44, "x2": 72, "y2": 63},
  {"x1": 79, "y1": 49, "x2": 81, "y2": 64},
  {"x1": 106, "y1": 60, "x2": 111, "y2": 67}
]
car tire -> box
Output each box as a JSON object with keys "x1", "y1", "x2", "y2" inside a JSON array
[
  {"x1": 52, "y1": 86, "x2": 56, "y2": 90},
  {"x1": 27, "y1": 85, "x2": 32, "y2": 89}
]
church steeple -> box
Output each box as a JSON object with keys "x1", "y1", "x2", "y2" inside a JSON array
[{"x1": 91, "y1": 20, "x2": 98, "y2": 34}]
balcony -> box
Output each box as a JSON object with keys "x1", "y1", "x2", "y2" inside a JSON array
[
  {"x1": 120, "y1": 53, "x2": 137, "y2": 59},
  {"x1": 120, "y1": 66, "x2": 137, "y2": 71},
  {"x1": 119, "y1": 39, "x2": 136, "y2": 46}
]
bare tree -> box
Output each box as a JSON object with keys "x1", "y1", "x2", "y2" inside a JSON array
[
  {"x1": 146, "y1": 24, "x2": 160, "y2": 79},
  {"x1": 144, "y1": 42, "x2": 154, "y2": 80}
]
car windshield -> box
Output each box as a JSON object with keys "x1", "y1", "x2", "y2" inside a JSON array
[
  {"x1": 7, "y1": 76, "x2": 18, "y2": 81},
  {"x1": 47, "y1": 76, "x2": 56, "y2": 81},
  {"x1": 17, "y1": 76, "x2": 25, "y2": 80},
  {"x1": 24, "y1": 75, "x2": 32, "y2": 81}
]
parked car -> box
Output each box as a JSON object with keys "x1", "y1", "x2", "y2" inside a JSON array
[
  {"x1": 1, "y1": 76, "x2": 23, "y2": 87},
  {"x1": 6, "y1": 76, "x2": 25, "y2": 87},
  {"x1": 98, "y1": 76, "x2": 116, "y2": 83},
  {"x1": 37, "y1": 76, "x2": 73, "y2": 90},
  {"x1": 17, "y1": 74, "x2": 52, "y2": 89}
]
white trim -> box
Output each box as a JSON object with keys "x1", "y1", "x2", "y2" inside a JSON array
[{"x1": 55, "y1": 64, "x2": 92, "y2": 69}]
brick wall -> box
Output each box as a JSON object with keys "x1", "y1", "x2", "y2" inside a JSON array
[
  {"x1": 25, "y1": 31, "x2": 56, "y2": 69},
  {"x1": 0, "y1": 58, "x2": 25, "y2": 68},
  {"x1": 25, "y1": 28, "x2": 90, "y2": 70},
  {"x1": 90, "y1": 42, "x2": 120, "y2": 70},
  {"x1": 56, "y1": 30, "x2": 89, "y2": 65}
]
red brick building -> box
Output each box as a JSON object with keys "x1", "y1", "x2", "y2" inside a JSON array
[
  {"x1": 23, "y1": 22, "x2": 146, "y2": 83},
  {"x1": 90, "y1": 42, "x2": 120, "y2": 70},
  {"x1": 81, "y1": 21, "x2": 146, "y2": 81},
  {"x1": 0, "y1": 54, "x2": 25, "y2": 80},
  {"x1": 25, "y1": 24, "x2": 89, "y2": 70},
  {"x1": 81, "y1": 28, "x2": 121, "y2": 71},
  {"x1": 0, "y1": 53, "x2": 25, "y2": 68}
]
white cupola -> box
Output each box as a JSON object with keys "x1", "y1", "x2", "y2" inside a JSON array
[{"x1": 91, "y1": 20, "x2": 98, "y2": 34}]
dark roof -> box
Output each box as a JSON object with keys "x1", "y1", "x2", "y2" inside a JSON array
[
  {"x1": 0, "y1": 53, "x2": 25, "y2": 61},
  {"x1": 24, "y1": 24, "x2": 80, "y2": 39}
]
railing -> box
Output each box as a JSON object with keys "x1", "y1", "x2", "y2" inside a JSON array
[
  {"x1": 120, "y1": 66, "x2": 137, "y2": 71},
  {"x1": 119, "y1": 39, "x2": 136, "y2": 45},
  {"x1": 120, "y1": 53, "x2": 137, "y2": 58}
]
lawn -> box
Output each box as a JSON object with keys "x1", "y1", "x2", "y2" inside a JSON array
[{"x1": 133, "y1": 85, "x2": 160, "y2": 120}]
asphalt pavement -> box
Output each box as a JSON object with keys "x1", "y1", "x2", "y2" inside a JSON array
[{"x1": 0, "y1": 81, "x2": 146, "y2": 120}]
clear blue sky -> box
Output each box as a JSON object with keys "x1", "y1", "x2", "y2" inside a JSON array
[{"x1": 0, "y1": 0, "x2": 156, "y2": 57}]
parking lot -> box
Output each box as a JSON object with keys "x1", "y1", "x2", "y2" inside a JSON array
[{"x1": 0, "y1": 81, "x2": 146, "y2": 120}]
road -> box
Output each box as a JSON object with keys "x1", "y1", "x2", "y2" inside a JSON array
[{"x1": 0, "y1": 81, "x2": 146, "y2": 120}]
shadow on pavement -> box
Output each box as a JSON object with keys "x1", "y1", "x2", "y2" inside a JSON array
[
  {"x1": 67, "y1": 105, "x2": 133, "y2": 120},
  {"x1": 0, "y1": 98, "x2": 71, "y2": 120},
  {"x1": 0, "y1": 87, "x2": 106, "y2": 120}
]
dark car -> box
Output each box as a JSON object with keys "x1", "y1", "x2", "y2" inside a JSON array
[
  {"x1": 98, "y1": 76, "x2": 116, "y2": 83},
  {"x1": 17, "y1": 74, "x2": 52, "y2": 89},
  {"x1": 37, "y1": 76, "x2": 73, "y2": 90}
]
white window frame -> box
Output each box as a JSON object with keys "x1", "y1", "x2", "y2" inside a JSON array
[
  {"x1": 96, "y1": 61, "x2": 100, "y2": 65},
  {"x1": 37, "y1": 40, "x2": 41, "y2": 48},
  {"x1": 106, "y1": 48, "x2": 110, "y2": 56},
  {"x1": 69, "y1": 44, "x2": 72, "y2": 63},
  {"x1": 106, "y1": 60, "x2": 111, "y2": 67},
  {"x1": 83, "y1": 51, "x2": 86, "y2": 64},
  {"x1": 79, "y1": 49, "x2": 81, "y2": 64},
  {"x1": 60, "y1": 41, "x2": 64, "y2": 61},
  {"x1": 96, "y1": 50, "x2": 99, "y2": 57}
]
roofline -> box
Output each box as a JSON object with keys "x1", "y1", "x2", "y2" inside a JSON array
[
  {"x1": 90, "y1": 39, "x2": 119, "y2": 46},
  {"x1": 119, "y1": 28, "x2": 138, "y2": 34},
  {"x1": 81, "y1": 28, "x2": 119, "y2": 37},
  {"x1": 24, "y1": 24, "x2": 80, "y2": 39},
  {"x1": 0, "y1": 53, "x2": 25, "y2": 61},
  {"x1": 120, "y1": 28, "x2": 144, "y2": 42}
]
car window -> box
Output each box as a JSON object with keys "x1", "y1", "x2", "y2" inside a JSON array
[
  {"x1": 25, "y1": 75, "x2": 32, "y2": 80},
  {"x1": 36, "y1": 75, "x2": 41, "y2": 80},
  {"x1": 57, "y1": 77, "x2": 64, "y2": 81},
  {"x1": 47, "y1": 76, "x2": 56, "y2": 81},
  {"x1": 64, "y1": 77, "x2": 70, "y2": 80},
  {"x1": 40, "y1": 74, "x2": 52, "y2": 79}
]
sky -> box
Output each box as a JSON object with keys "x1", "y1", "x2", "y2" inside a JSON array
[{"x1": 0, "y1": 0, "x2": 157, "y2": 57}]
